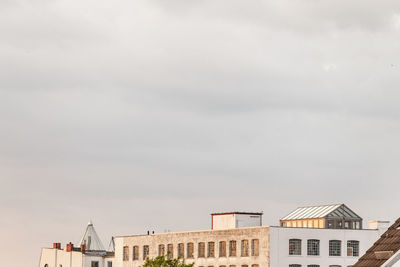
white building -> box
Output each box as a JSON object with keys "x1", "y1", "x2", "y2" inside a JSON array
[
  {"x1": 39, "y1": 204, "x2": 388, "y2": 267},
  {"x1": 39, "y1": 222, "x2": 115, "y2": 267}
]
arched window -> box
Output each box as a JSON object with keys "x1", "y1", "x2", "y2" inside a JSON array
[
  {"x1": 44, "y1": 265, "x2": 48, "y2": 267},
  {"x1": 289, "y1": 239, "x2": 301, "y2": 255},
  {"x1": 329, "y1": 240, "x2": 341, "y2": 256},
  {"x1": 347, "y1": 240, "x2": 359, "y2": 256},
  {"x1": 307, "y1": 239, "x2": 320, "y2": 256}
]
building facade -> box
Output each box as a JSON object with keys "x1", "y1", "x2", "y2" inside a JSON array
[{"x1": 39, "y1": 205, "x2": 387, "y2": 267}]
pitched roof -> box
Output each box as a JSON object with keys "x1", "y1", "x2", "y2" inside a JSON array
[
  {"x1": 79, "y1": 221, "x2": 105, "y2": 251},
  {"x1": 354, "y1": 218, "x2": 400, "y2": 267},
  {"x1": 280, "y1": 203, "x2": 362, "y2": 220}
]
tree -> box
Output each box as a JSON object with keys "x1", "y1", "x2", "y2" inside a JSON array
[{"x1": 143, "y1": 256, "x2": 194, "y2": 267}]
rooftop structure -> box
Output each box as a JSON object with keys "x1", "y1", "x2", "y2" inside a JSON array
[
  {"x1": 79, "y1": 221, "x2": 106, "y2": 254},
  {"x1": 280, "y1": 203, "x2": 363, "y2": 229},
  {"x1": 211, "y1": 211, "x2": 263, "y2": 230},
  {"x1": 354, "y1": 218, "x2": 400, "y2": 267}
]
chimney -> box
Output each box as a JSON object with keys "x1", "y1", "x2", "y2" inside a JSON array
[
  {"x1": 53, "y1": 243, "x2": 61, "y2": 249},
  {"x1": 66, "y1": 243, "x2": 74, "y2": 252},
  {"x1": 81, "y1": 244, "x2": 86, "y2": 252}
]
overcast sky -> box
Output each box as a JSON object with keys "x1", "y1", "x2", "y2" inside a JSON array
[{"x1": 2, "y1": 0, "x2": 400, "y2": 266}]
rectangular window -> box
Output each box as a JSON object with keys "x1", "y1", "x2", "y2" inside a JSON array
[
  {"x1": 107, "y1": 261, "x2": 112, "y2": 267},
  {"x1": 241, "y1": 240, "x2": 249, "y2": 257},
  {"x1": 251, "y1": 239, "x2": 259, "y2": 256},
  {"x1": 329, "y1": 240, "x2": 341, "y2": 256},
  {"x1": 133, "y1": 246, "x2": 139, "y2": 260},
  {"x1": 91, "y1": 262, "x2": 99, "y2": 267},
  {"x1": 347, "y1": 241, "x2": 359, "y2": 257},
  {"x1": 198, "y1": 242, "x2": 205, "y2": 258},
  {"x1": 159, "y1": 244, "x2": 165, "y2": 256},
  {"x1": 289, "y1": 239, "x2": 301, "y2": 255},
  {"x1": 208, "y1": 242, "x2": 215, "y2": 257},
  {"x1": 307, "y1": 239, "x2": 320, "y2": 256},
  {"x1": 229, "y1": 241, "x2": 237, "y2": 257},
  {"x1": 123, "y1": 246, "x2": 129, "y2": 261},
  {"x1": 187, "y1": 243, "x2": 194, "y2": 258},
  {"x1": 219, "y1": 241, "x2": 227, "y2": 257},
  {"x1": 143, "y1": 245, "x2": 150, "y2": 260},
  {"x1": 178, "y1": 243, "x2": 184, "y2": 258},
  {"x1": 167, "y1": 244, "x2": 174, "y2": 259}
]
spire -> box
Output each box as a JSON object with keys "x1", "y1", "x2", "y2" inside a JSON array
[{"x1": 79, "y1": 221, "x2": 105, "y2": 251}]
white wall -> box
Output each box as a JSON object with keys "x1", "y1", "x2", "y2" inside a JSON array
[
  {"x1": 212, "y1": 214, "x2": 262, "y2": 230},
  {"x1": 269, "y1": 227, "x2": 380, "y2": 267},
  {"x1": 212, "y1": 214, "x2": 236, "y2": 230},
  {"x1": 39, "y1": 248, "x2": 83, "y2": 267}
]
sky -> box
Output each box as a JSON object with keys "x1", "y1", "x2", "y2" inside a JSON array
[{"x1": 1, "y1": 0, "x2": 400, "y2": 266}]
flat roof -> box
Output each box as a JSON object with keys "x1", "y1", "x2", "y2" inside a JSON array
[{"x1": 211, "y1": 212, "x2": 263, "y2": 216}]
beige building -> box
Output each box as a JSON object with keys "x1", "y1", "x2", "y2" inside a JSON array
[{"x1": 114, "y1": 225, "x2": 268, "y2": 267}]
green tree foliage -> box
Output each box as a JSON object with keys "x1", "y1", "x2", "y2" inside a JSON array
[{"x1": 143, "y1": 256, "x2": 194, "y2": 267}]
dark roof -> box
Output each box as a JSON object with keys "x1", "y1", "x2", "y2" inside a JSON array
[
  {"x1": 211, "y1": 212, "x2": 263, "y2": 216},
  {"x1": 354, "y1": 218, "x2": 400, "y2": 267}
]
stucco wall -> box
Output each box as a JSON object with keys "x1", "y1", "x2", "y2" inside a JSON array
[{"x1": 269, "y1": 226, "x2": 380, "y2": 267}]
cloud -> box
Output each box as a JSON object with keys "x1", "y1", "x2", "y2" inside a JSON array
[{"x1": 2, "y1": 0, "x2": 400, "y2": 266}]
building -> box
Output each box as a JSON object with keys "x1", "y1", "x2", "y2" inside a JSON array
[
  {"x1": 354, "y1": 218, "x2": 400, "y2": 267},
  {"x1": 39, "y1": 222, "x2": 115, "y2": 267},
  {"x1": 39, "y1": 204, "x2": 387, "y2": 267},
  {"x1": 280, "y1": 204, "x2": 363, "y2": 230}
]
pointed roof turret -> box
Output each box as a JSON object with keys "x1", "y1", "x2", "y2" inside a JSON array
[{"x1": 79, "y1": 221, "x2": 105, "y2": 252}]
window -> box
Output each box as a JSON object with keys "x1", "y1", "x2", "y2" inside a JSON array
[
  {"x1": 208, "y1": 242, "x2": 215, "y2": 257},
  {"x1": 251, "y1": 239, "x2": 259, "y2": 256},
  {"x1": 241, "y1": 265, "x2": 248, "y2": 267},
  {"x1": 133, "y1": 246, "x2": 139, "y2": 260},
  {"x1": 329, "y1": 240, "x2": 341, "y2": 256},
  {"x1": 229, "y1": 240, "x2": 237, "y2": 257},
  {"x1": 307, "y1": 265, "x2": 320, "y2": 267},
  {"x1": 178, "y1": 243, "x2": 184, "y2": 258},
  {"x1": 44, "y1": 265, "x2": 48, "y2": 267},
  {"x1": 159, "y1": 244, "x2": 165, "y2": 256},
  {"x1": 241, "y1": 240, "x2": 249, "y2": 257},
  {"x1": 91, "y1": 261, "x2": 99, "y2": 267},
  {"x1": 198, "y1": 242, "x2": 205, "y2": 258},
  {"x1": 329, "y1": 265, "x2": 342, "y2": 267},
  {"x1": 289, "y1": 265, "x2": 301, "y2": 267},
  {"x1": 143, "y1": 245, "x2": 150, "y2": 260},
  {"x1": 187, "y1": 243, "x2": 194, "y2": 258},
  {"x1": 307, "y1": 240, "x2": 320, "y2": 256},
  {"x1": 220, "y1": 265, "x2": 226, "y2": 267},
  {"x1": 289, "y1": 239, "x2": 301, "y2": 255},
  {"x1": 167, "y1": 244, "x2": 173, "y2": 259},
  {"x1": 347, "y1": 241, "x2": 359, "y2": 257},
  {"x1": 219, "y1": 241, "x2": 226, "y2": 257},
  {"x1": 107, "y1": 262, "x2": 112, "y2": 267},
  {"x1": 251, "y1": 265, "x2": 259, "y2": 267},
  {"x1": 123, "y1": 246, "x2": 129, "y2": 261}
]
